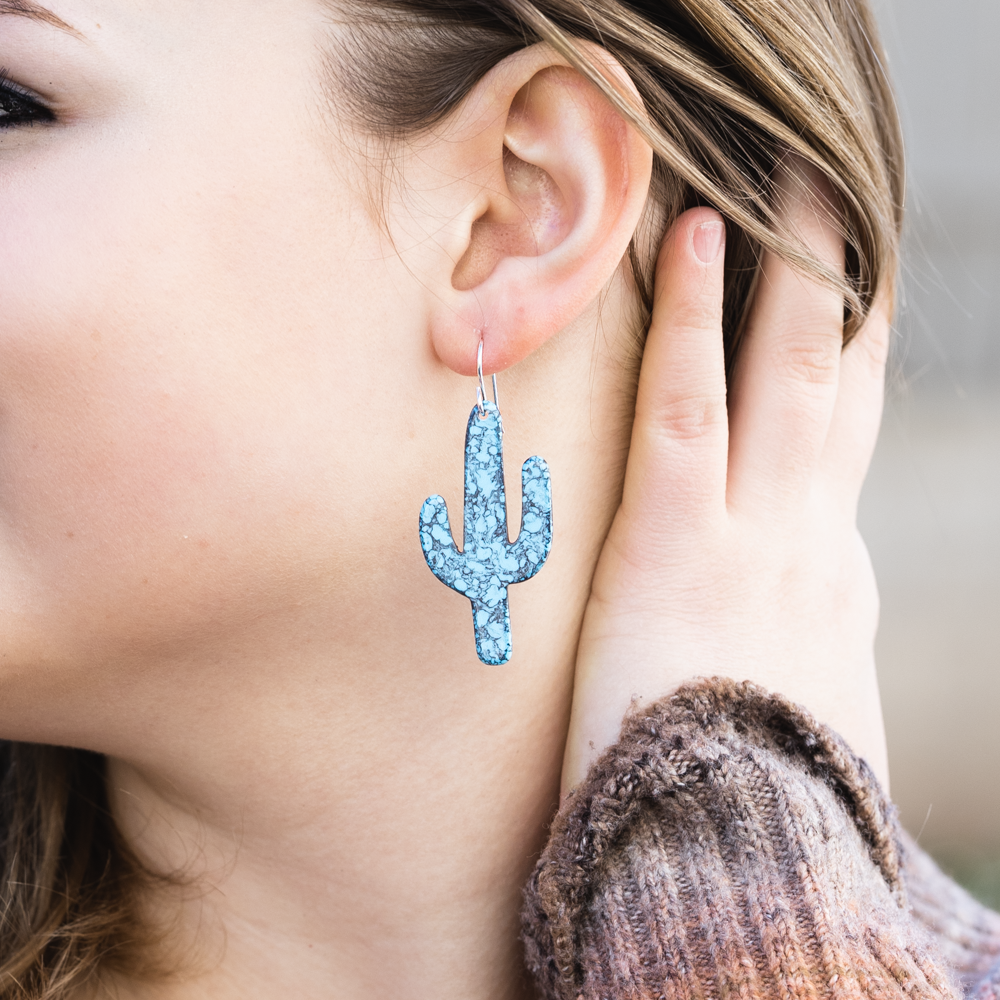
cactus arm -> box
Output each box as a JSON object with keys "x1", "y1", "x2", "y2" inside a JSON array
[
  {"x1": 419, "y1": 495, "x2": 470, "y2": 594},
  {"x1": 509, "y1": 456, "x2": 553, "y2": 583}
]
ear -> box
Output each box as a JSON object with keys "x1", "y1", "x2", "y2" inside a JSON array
[{"x1": 401, "y1": 43, "x2": 653, "y2": 377}]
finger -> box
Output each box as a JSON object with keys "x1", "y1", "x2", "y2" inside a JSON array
[
  {"x1": 623, "y1": 207, "x2": 728, "y2": 541},
  {"x1": 726, "y1": 162, "x2": 845, "y2": 518},
  {"x1": 816, "y1": 297, "x2": 891, "y2": 506}
]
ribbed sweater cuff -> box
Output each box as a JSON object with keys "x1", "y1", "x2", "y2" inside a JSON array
[
  {"x1": 902, "y1": 830, "x2": 1000, "y2": 987},
  {"x1": 522, "y1": 677, "x2": 958, "y2": 1000}
]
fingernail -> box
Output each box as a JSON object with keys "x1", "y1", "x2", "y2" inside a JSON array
[{"x1": 693, "y1": 221, "x2": 725, "y2": 264}]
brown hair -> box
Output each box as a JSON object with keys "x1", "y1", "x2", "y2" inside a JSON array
[
  {"x1": 0, "y1": 0, "x2": 903, "y2": 994},
  {"x1": 0, "y1": 746, "x2": 163, "y2": 997}
]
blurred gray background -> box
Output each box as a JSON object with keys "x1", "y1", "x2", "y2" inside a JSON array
[{"x1": 860, "y1": 0, "x2": 1000, "y2": 902}]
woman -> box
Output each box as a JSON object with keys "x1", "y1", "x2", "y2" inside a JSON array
[{"x1": 1, "y1": 0, "x2": 998, "y2": 997}]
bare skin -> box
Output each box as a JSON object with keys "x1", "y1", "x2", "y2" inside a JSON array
[{"x1": 0, "y1": 2, "x2": 887, "y2": 998}]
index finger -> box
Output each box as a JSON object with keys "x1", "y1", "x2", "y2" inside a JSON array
[{"x1": 624, "y1": 207, "x2": 729, "y2": 539}]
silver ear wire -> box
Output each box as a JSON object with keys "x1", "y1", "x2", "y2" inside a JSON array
[{"x1": 476, "y1": 338, "x2": 499, "y2": 417}]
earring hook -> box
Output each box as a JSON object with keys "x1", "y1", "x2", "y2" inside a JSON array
[{"x1": 476, "y1": 338, "x2": 499, "y2": 416}]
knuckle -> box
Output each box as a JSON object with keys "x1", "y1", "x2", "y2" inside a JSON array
[
  {"x1": 774, "y1": 328, "x2": 841, "y2": 387},
  {"x1": 652, "y1": 392, "x2": 726, "y2": 441}
]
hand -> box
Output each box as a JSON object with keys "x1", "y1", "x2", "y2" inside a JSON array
[{"x1": 563, "y1": 171, "x2": 891, "y2": 792}]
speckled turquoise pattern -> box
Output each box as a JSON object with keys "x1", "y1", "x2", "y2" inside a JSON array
[{"x1": 420, "y1": 400, "x2": 552, "y2": 665}]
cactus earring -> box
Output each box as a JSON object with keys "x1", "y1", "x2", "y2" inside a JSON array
[{"x1": 419, "y1": 342, "x2": 553, "y2": 665}]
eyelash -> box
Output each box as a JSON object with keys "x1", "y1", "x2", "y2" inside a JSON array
[{"x1": 0, "y1": 69, "x2": 55, "y2": 130}]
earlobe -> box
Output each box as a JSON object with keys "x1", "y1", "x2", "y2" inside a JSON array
[{"x1": 418, "y1": 44, "x2": 653, "y2": 377}]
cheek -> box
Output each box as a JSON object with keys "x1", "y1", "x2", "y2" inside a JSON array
[{"x1": 0, "y1": 128, "x2": 365, "y2": 656}]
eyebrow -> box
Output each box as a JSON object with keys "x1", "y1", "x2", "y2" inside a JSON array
[{"x1": 0, "y1": 0, "x2": 82, "y2": 36}]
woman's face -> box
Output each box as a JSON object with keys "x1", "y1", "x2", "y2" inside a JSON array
[
  {"x1": 1, "y1": 0, "x2": 437, "y2": 729},
  {"x1": 0, "y1": 0, "x2": 635, "y2": 748}
]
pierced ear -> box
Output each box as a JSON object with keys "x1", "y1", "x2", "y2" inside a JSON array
[{"x1": 410, "y1": 44, "x2": 653, "y2": 377}]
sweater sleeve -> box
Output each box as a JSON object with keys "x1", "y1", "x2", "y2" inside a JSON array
[
  {"x1": 522, "y1": 677, "x2": 997, "y2": 1000},
  {"x1": 901, "y1": 831, "x2": 1000, "y2": 994}
]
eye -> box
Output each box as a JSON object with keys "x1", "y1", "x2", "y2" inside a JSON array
[{"x1": 0, "y1": 70, "x2": 55, "y2": 129}]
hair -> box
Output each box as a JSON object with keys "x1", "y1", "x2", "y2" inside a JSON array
[
  {"x1": 0, "y1": 0, "x2": 903, "y2": 995},
  {"x1": 0, "y1": 746, "x2": 164, "y2": 997}
]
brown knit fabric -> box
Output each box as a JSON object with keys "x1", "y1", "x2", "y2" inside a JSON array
[
  {"x1": 901, "y1": 832, "x2": 1000, "y2": 987},
  {"x1": 522, "y1": 678, "x2": 977, "y2": 1000}
]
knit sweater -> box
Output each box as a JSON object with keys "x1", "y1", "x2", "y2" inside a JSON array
[{"x1": 522, "y1": 678, "x2": 1000, "y2": 1000}]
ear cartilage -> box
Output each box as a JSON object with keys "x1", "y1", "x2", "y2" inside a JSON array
[{"x1": 419, "y1": 399, "x2": 552, "y2": 665}]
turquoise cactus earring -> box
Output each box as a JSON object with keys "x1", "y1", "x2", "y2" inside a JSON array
[{"x1": 419, "y1": 342, "x2": 553, "y2": 665}]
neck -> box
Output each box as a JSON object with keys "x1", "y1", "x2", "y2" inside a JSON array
[
  {"x1": 104, "y1": 623, "x2": 577, "y2": 999},
  {"x1": 90, "y1": 459, "x2": 629, "y2": 998}
]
